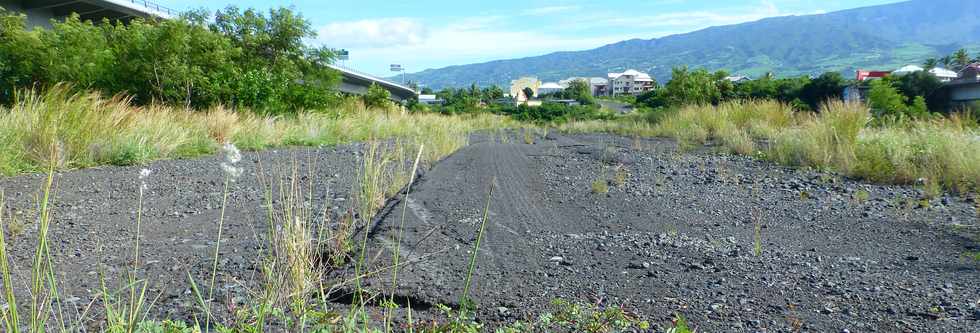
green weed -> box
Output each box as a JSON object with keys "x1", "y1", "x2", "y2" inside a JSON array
[{"x1": 592, "y1": 178, "x2": 610, "y2": 194}]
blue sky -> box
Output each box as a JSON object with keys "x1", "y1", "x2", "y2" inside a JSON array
[{"x1": 161, "y1": 0, "x2": 903, "y2": 76}]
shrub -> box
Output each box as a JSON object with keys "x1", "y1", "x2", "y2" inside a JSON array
[
  {"x1": 0, "y1": 7, "x2": 341, "y2": 113},
  {"x1": 362, "y1": 83, "x2": 392, "y2": 110}
]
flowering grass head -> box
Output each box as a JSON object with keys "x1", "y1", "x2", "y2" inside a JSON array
[
  {"x1": 139, "y1": 168, "x2": 152, "y2": 190},
  {"x1": 220, "y1": 142, "x2": 243, "y2": 181}
]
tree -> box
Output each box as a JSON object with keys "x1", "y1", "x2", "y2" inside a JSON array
[
  {"x1": 799, "y1": 72, "x2": 846, "y2": 109},
  {"x1": 363, "y1": 83, "x2": 391, "y2": 110},
  {"x1": 564, "y1": 79, "x2": 596, "y2": 105},
  {"x1": 0, "y1": 8, "x2": 42, "y2": 104},
  {"x1": 483, "y1": 86, "x2": 504, "y2": 102},
  {"x1": 867, "y1": 79, "x2": 908, "y2": 118},
  {"x1": 923, "y1": 58, "x2": 938, "y2": 70},
  {"x1": 522, "y1": 87, "x2": 535, "y2": 100},
  {"x1": 662, "y1": 67, "x2": 721, "y2": 106},
  {"x1": 953, "y1": 49, "x2": 971, "y2": 71},
  {"x1": 940, "y1": 55, "x2": 954, "y2": 69},
  {"x1": 893, "y1": 71, "x2": 943, "y2": 111}
]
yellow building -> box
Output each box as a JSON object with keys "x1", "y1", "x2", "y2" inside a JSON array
[{"x1": 510, "y1": 77, "x2": 542, "y2": 102}]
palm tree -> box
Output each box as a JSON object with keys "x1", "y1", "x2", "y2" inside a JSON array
[
  {"x1": 941, "y1": 55, "x2": 954, "y2": 68},
  {"x1": 953, "y1": 49, "x2": 971, "y2": 70},
  {"x1": 923, "y1": 58, "x2": 938, "y2": 70}
]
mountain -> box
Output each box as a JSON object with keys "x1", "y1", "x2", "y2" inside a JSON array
[{"x1": 401, "y1": 0, "x2": 980, "y2": 89}]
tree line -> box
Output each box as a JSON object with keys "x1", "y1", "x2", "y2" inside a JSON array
[
  {"x1": 0, "y1": 6, "x2": 340, "y2": 113},
  {"x1": 637, "y1": 50, "x2": 978, "y2": 119}
]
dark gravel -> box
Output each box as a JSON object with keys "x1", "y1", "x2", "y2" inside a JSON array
[
  {"x1": 354, "y1": 132, "x2": 980, "y2": 332},
  {"x1": 2, "y1": 133, "x2": 978, "y2": 332}
]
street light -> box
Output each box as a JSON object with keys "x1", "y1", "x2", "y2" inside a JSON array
[{"x1": 391, "y1": 64, "x2": 405, "y2": 85}]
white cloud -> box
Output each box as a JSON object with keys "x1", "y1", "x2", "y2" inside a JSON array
[
  {"x1": 522, "y1": 5, "x2": 582, "y2": 16},
  {"x1": 329, "y1": 18, "x2": 639, "y2": 76},
  {"x1": 317, "y1": 18, "x2": 428, "y2": 48},
  {"x1": 584, "y1": 1, "x2": 782, "y2": 30}
]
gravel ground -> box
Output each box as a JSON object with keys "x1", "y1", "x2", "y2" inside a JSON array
[
  {"x1": 2, "y1": 132, "x2": 978, "y2": 332},
  {"x1": 353, "y1": 132, "x2": 980, "y2": 332}
]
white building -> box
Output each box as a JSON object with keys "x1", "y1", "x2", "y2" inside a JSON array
[
  {"x1": 417, "y1": 94, "x2": 444, "y2": 105},
  {"x1": 538, "y1": 82, "x2": 565, "y2": 95},
  {"x1": 725, "y1": 75, "x2": 752, "y2": 83},
  {"x1": 929, "y1": 67, "x2": 959, "y2": 82},
  {"x1": 892, "y1": 65, "x2": 925, "y2": 76},
  {"x1": 608, "y1": 69, "x2": 655, "y2": 96}
]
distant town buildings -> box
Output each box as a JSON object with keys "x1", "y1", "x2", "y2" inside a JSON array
[
  {"x1": 507, "y1": 69, "x2": 654, "y2": 103},
  {"x1": 608, "y1": 70, "x2": 656, "y2": 96},
  {"x1": 847, "y1": 64, "x2": 980, "y2": 107},
  {"x1": 725, "y1": 75, "x2": 752, "y2": 83}
]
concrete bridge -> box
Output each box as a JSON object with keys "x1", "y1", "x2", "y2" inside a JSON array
[
  {"x1": 0, "y1": 0, "x2": 172, "y2": 27},
  {"x1": 327, "y1": 64, "x2": 417, "y2": 103}
]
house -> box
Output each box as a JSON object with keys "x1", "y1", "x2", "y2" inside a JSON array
[
  {"x1": 608, "y1": 70, "x2": 655, "y2": 96},
  {"x1": 725, "y1": 75, "x2": 752, "y2": 83},
  {"x1": 510, "y1": 77, "x2": 541, "y2": 102},
  {"x1": 846, "y1": 69, "x2": 894, "y2": 102},
  {"x1": 417, "y1": 94, "x2": 445, "y2": 105},
  {"x1": 538, "y1": 82, "x2": 565, "y2": 95},
  {"x1": 947, "y1": 63, "x2": 980, "y2": 106},
  {"x1": 0, "y1": 0, "x2": 173, "y2": 28},
  {"x1": 856, "y1": 70, "x2": 891, "y2": 81},
  {"x1": 892, "y1": 65, "x2": 924, "y2": 76},
  {"x1": 929, "y1": 67, "x2": 959, "y2": 82}
]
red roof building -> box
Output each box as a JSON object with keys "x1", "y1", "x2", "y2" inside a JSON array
[{"x1": 856, "y1": 70, "x2": 891, "y2": 81}]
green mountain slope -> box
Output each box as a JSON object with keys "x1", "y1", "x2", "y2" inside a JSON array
[{"x1": 403, "y1": 0, "x2": 980, "y2": 89}]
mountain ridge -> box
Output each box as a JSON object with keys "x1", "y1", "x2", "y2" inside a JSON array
[{"x1": 401, "y1": 0, "x2": 980, "y2": 89}]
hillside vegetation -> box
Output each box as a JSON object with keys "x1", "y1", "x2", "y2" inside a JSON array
[{"x1": 404, "y1": 0, "x2": 980, "y2": 88}]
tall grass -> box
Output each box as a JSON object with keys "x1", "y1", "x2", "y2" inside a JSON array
[
  {"x1": 0, "y1": 87, "x2": 517, "y2": 175},
  {"x1": 569, "y1": 99, "x2": 978, "y2": 194}
]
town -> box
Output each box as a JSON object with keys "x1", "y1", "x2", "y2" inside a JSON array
[{"x1": 417, "y1": 63, "x2": 979, "y2": 115}]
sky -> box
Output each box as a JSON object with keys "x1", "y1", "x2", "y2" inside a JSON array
[{"x1": 160, "y1": 0, "x2": 904, "y2": 76}]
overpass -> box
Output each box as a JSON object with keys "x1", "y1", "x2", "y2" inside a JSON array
[
  {"x1": 0, "y1": 0, "x2": 172, "y2": 27},
  {"x1": 328, "y1": 64, "x2": 418, "y2": 103}
]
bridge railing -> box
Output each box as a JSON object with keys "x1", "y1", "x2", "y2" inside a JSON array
[
  {"x1": 328, "y1": 63, "x2": 416, "y2": 93},
  {"x1": 121, "y1": 0, "x2": 176, "y2": 16}
]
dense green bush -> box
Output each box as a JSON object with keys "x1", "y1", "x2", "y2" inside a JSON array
[
  {"x1": 500, "y1": 103, "x2": 610, "y2": 123},
  {"x1": 362, "y1": 83, "x2": 391, "y2": 109},
  {"x1": 867, "y1": 78, "x2": 929, "y2": 119},
  {"x1": 0, "y1": 6, "x2": 341, "y2": 113},
  {"x1": 635, "y1": 67, "x2": 842, "y2": 111},
  {"x1": 540, "y1": 79, "x2": 597, "y2": 106}
]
